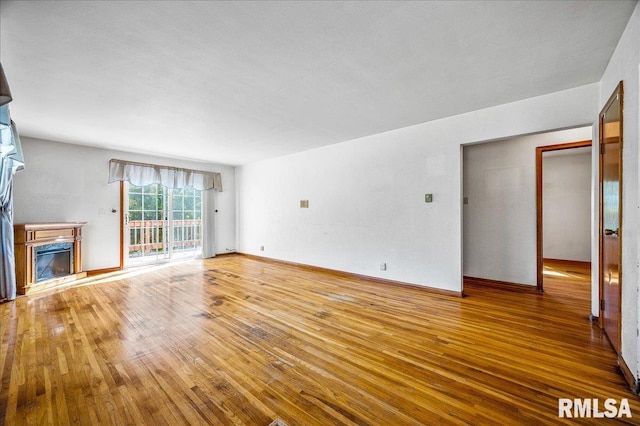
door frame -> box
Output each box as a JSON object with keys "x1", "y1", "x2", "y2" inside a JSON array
[
  {"x1": 598, "y1": 81, "x2": 623, "y2": 351},
  {"x1": 535, "y1": 140, "x2": 593, "y2": 291},
  {"x1": 119, "y1": 181, "x2": 125, "y2": 270},
  {"x1": 120, "y1": 181, "x2": 205, "y2": 267},
  {"x1": 121, "y1": 181, "x2": 171, "y2": 266}
]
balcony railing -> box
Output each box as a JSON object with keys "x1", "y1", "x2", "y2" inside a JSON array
[{"x1": 128, "y1": 219, "x2": 202, "y2": 256}]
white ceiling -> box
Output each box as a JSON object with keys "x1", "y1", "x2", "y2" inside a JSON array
[{"x1": 0, "y1": 1, "x2": 636, "y2": 166}]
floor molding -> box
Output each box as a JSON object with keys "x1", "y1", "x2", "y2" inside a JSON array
[
  {"x1": 86, "y1": 266, "x2": 122, "y2": 276},
  {"x1": 238, "y1": 253, "x2": 464, "y2": 298},
  {"x1": 212, "y1": 251, "x2": 238, "y2": 257},
  {"x1": 464, "y1": 276, "x2": 541, "y2": 293},
  {"x1": 543, "y1": 258, "x2": 591, "y2": 269},
  {"x1": 618, "y1": 356, "x2": 639, "y2": 394}
]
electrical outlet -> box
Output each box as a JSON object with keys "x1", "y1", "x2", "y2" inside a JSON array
[
  {"x1": 380, "y1": 263, "x2": 387, "y2": 271},
  {"x1": 300, "y1": 200, "x2": 309, "y2": 208},
  {"x1": 424, "y1": 193, "x2": 433, "y2": 203},
  {"x1": 260, "y1": 246, "x2": 264, "y2": 252}
]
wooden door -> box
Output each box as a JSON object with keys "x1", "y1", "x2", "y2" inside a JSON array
[{"x1": 599, "y1": 82, "x2": 623, "y2": 354}]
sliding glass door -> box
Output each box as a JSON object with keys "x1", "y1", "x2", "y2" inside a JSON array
[
  {"x1": 170, "y1": 186, "x2": 203, "y2": 259},
  {"x1": 124, "y1": 183, "x2": 202, "y2": 265}
]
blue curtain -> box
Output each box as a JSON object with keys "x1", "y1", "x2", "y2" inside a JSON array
[{"x1": 0, "y1": 105, "x2": 24, "y2": 301}]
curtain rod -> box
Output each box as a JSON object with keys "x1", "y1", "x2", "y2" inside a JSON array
[{"x1": 109, "y1": 158, "x2": 220, "y2": 176}]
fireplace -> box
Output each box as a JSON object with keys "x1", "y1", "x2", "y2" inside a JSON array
[
  {"x1": 34, "y1": 242, "x2": 74, "y2": 282},
  {"x1": 14, "y1": 222, "x2": 87, "y2": 295}
]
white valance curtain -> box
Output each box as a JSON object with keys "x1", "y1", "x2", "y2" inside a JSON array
[
  {"x1": 107, "y1": 159, "x2": 222, "y2": 192},
  {"x1": 108, "y1": 158, "x2": 221, "y2": 259},
  {"x1": 0, "y1": 105, "x2": 25, "y2": 301}
]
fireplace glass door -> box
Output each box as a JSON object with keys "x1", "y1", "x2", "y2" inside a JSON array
[{"x1": 34, "y1": 242, "x2": 74, "y2": 282}]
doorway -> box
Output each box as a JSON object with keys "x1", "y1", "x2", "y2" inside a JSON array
[
  {"x1": 462, "y1": 127, "x2": 592, "y2": 290},
  {"x1": 535, "y1": 140, "x2": 592, "y2": 291},
  {"x1": 122, "y1": 182, "x2": 203, "y2": 266}
]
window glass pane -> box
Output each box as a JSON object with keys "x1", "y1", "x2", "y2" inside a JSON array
[
  {"x1": 143, "y1": 195, "x2": 157, "y2": 211},
  {"x1": 144, "y1": 211, "x2": 157, "y2": 221},
  {"x1": 145, "y1": 184, "x2": 159, "y2": 195},
  {"x1": 158, "y1": 187, "x2": 166, "y2": 211},
  {"x1": 130, "y1": 211, "x2": 142, "y2": 221},
  {"x1": 129, "y1": 193, "x2": 142, "y2": 210},
  {"x1": 184, "y1": 196, "x2": 194, "y2": 211}
]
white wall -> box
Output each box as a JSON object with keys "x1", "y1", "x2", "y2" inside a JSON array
[
  {"x1": 462, "y1": 127, "x2": 591, "y2": 285},
  {"x1": 236, "y1": 83, "x2": 598, "y2": 293},
  {"x1": 598, "y1": 1, "x2": 640, "y2": 382},
  {"x1": 13, "y1": 137, "x2": 236, "y2": 271},
  {"x1": 542, "y1": 150, "x2": 591, "y2": 262}
]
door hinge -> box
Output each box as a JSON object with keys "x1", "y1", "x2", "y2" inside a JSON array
[
  {"x1": 600, "y1": 299, "x2": 605, "y2": 311},
  {"x1": 600, "y1": 143, "x2": 605, "y2": 154}
]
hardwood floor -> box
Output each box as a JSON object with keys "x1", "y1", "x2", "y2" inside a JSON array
[{"x1": 1, "y1": 255, "x2": 638, "y2": 425}]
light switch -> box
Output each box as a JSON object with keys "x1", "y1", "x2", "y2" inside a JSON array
[
  {"x1": 300, "y1": 200, "x2": 309, "y2": 208},
  {"x1": 424, "y1": 194, "x2": 433, "y2": 203}
]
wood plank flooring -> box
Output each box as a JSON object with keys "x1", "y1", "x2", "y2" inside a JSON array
[{"x1": 1, "y1": 255, "x2": 638, "y2": 425}]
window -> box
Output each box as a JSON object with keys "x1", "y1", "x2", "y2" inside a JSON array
[
  {"x1": 126, "y1": 183, "x2": 202, "y2": 263},
  {"x1": 171, "y1": 187, "x2": 202, "y2": 254}
]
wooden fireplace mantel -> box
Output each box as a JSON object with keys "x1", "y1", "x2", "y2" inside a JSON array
[{"x1": 14, "y1": 222, "x2": 87, "y2": 295}]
